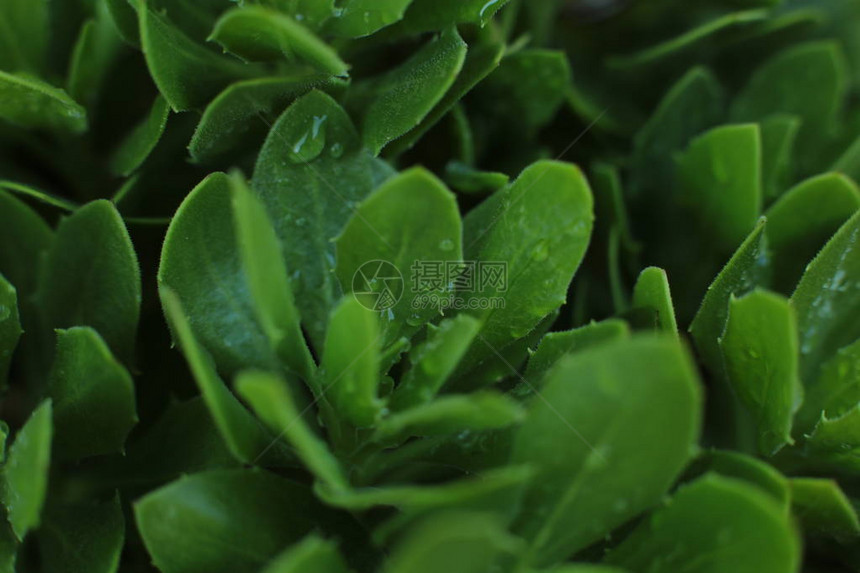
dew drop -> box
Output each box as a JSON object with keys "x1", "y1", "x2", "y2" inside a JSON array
[
  {"x1": 531, "y1": 241, "x2": 549, "y2": 261},
  {"x1": 438, "y1": 239, "x2": 454, "y2": 252},
  {"x1": 329, "y1": 142, "x2": 345, "y2": 158}
]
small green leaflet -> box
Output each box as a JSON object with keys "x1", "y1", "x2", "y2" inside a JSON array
[
  {"x1": 789, "y1": 478, "x2": 860, "y2": 541},
  {"x1": 512, "y1": 335, "x2": 702, "y2": 566},
  {"x1": 798, "y1": 338, "x2": 860, "y2": 433},
  {"x1": 210, "y1": 7, "x2": 348, "y2": 76},
  {"x1": 324, "y1": 0, "x2": 413, "y2": 38},
  {"x1": 0, "y1": 191, "x2": 52, "y2": 296},
  {"x1": 48, "y1": 327, "x2": 137, "y2": 460},
  {"x1": 4, "y1": 400, "x2": 52, "y2": 540},
  {"x1": 632, "y1": 267, "x2": 678, "y2": 336},
  {"x1": 110, "y1": 94, "x2": 171, "y2": 176},
  {"x1": 759, "y1": 114, "x2": 800, "y2": 200},
  {"x1": 0, "y1": 71, "x2": 86, "y2": 133},
  {"x1": 401, "y1": 0, "x2": 512, "y2": 32},
  {"x1": 261, "y1": 536, "x2": 350, "y2": 573},
  {"x1": 0, "y1": 275, "x2": 21, "y2": 389},
  {"x1": 719, "y1": 290, "x2": 802, "y2": 455},
  {"x1": 607, "y1": 475, "x2": 800, "y2": 573}
]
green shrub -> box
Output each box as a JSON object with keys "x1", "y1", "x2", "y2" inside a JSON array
[{"x1": 0, "y1": 0, "x2": 859, "y2": 571}]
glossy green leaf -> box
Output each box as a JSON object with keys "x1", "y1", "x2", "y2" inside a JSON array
[
  {"x1": 39, "y1": 495, "x2": 125, "y2": 573},
  {"x1": 0, "y1": 71, "x2": 86, "y2": 133},
  {"x1": 353, "y1": 27, "x2": 466, "y2": 154},
  {"x1": 390, "y1": 315, "x2": 481, "y2": 411},
  {"x1": 806, "y1": 405, "x2": 860, "y2": 473},
  {"x1": 5, "y1": 400, "x2": 52, "y2": 540},
  {"x1": 0, "y1": 0, "x2": 48, "y2": 73},
  {"x1": 690, "y1": 220, "x2": 770, "y2": 378},
  {"x1": 455, "y1": 161, "x2": 593, "y2": 380},
  {"x1": 383, "y1": 512, "x2": 521, "y2": 573},
  {"x1": 767, "y1": 173, "x2": 860, "y2": 292},
  {"x1": 258, "y1": 0, "x2": 334, "y2": 31},
  {"x1": 252, "y1": 90, "x2": 376, "y2": 349},
  {"x1": 401, "y1": 0, "x2": 512, "y2": 32},
  {"x1": 387, "y1": 34, "x2": 504, "y2": 155},
  {"x1": 694, "y1": 450, "x2": 790, "y2": 509},
  {"x1": 159, "y1": 173, "x2": 277, "y2": 374},
  {"x1": 373, "y1": 392, "x2": 524, "y2": 443},
  {"x1": 524, "y1": 319, "x2": 630, "y2": 383},
  {"x1": 720, "y1": 290, "x2": 801, "y2": 455},
  {"x1": 160, "y1": 287, "x2": 278, "y2": 464},
  {"x1": 0, "y1": 275, "x2": 21, "y2": 388},
  {"x1": 110, "y1": 95, "x2": 170, "y2": 176},
  {"x1": 320, "y1": 297, "x2": 383, "y2": 428},
  {"x1": 212, "y1": 7, "x2": 347, "y2": 77},
  {"x1": 799, "y1": 337, "x2": 860, "y2": 433},
  {"x1": 324, "y1": 0, "x2": 413, "y2": 37},
  {"x1": 632, "y1": 67, "x2": 724, "y2": 196},
  {"x1": 139, "y1": 0, "x2": 259, "y2": 111},
  {"x1": 789, "y1": 478, "x2": 860, "y2": 541},
  {"x1": 261, "y1": 536, "x2": 350, "y2": 573},
  {"x1": 48, "y1": 327, "x2": 137, "y2": 460},
  {"x1": 632, "y1": 267, "x2": 678, "y2": 336},
  {"x1": 335, "y1": 168, "x2": 462, "y2": 347},
  {"x1": 791, "y1": 210, "x2": 860, "y2": 381},
  {"x1": 37, "y1": 200, "x2": 141, "y2": 364},
  {"x1": 231, "y1": 173, "x2": 315, "y2": 383},
  {"x1": 236, "y1": 370, "x2": 348, "y2": 492},
  {"x1": 135, "y1": 469, "x2": 355, "y2": 573},
  {"x1": 512, "y1": 335, "x2": 702, "y2": 566},
  {"x1": 676, "y1": 124, "x2": 762, "y2": 252},
  {"x1": 189, "y1": 74, "x2": 341, "y2": 164},
  {"x1": 607, "y1": 475, "x2": 800, "y2": 573},
  {"x1": 759, "y1": 114, "x2": 800, "y2": 200}
]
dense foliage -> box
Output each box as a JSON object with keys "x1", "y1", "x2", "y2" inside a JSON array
[{"x1": 1, "y1": 0, "x2": 860, "y2": 571}]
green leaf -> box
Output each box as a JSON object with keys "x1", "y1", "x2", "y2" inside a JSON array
[
  {"x1": 799, "y1": 337, "x2": 860, "y2": 433},
  {"x1": 352, "y1": 27, "x2": 466, "y2": 154},
  {"x1": 719, "y1": 290, "x2": 801, "y2": 455},
  {"x1": 632, "y1": 267, "x2": 678, "y2": 337},
  {"x1": 135, "y1": 469, "x2": 357, "y2": 573},
  {"x1": 335, "y1": 167, "x2": 462, "y2": 347},
  {"x1": 66, "y1": 13, "x2": 123, "y2": 107},
  {"x1": 759, "y1": 114, "x2": 800, "y2": 200},
  {"x1": 512, "y1": 335, "x2": 702, "y2": 566},
  {"x1": 110, "y1": 95, "x2": 171, "y2": 176},
  {"x1": 159, "y1": 173, "x2": 278, "y2": 375},
  {"x1": 690, "y1": 220, "x2": 770, "y2": 379},
  {"x1": 139, "y1": 0, "x2": 259, "y2": 111},
  {"x1": 211, "y1": 7, "x2": 348, "y2": 76},
  {"x1": 765, "y1": 173, "x2": 860, "y2": 293},
  {"x1": 159, "y1": 287, "x2": 279, "y2": 465},
  {"x1": 401, "y1": 0, "x2": 512, "y2": 32},
  {"x1": 806, "y1": 405, "x2": 860, "y2": 473},
  {"x1": 455, "y1": 161, "x2": 593, "y2": 381},
  {"x1": 0, "y1": 0, "x2": 48, "y2": 73},
  {"x1": 261, "y1": 536, "x2": 350, "y2": 573},
  {"x1": 252, "y1": 90, "x2": 375, "y2": 349},
  {"x1": 37, "y1": 200, "x2": 141, "y2": 365},
  {"x1": 189, "y1": 74, "x2": 343, "y2": 164},
  {"x1": 236, "y1": 370, "x2": 348, "y2": 492},
  {"x1": 4, "y1": 400, "x2": 52, "y2": 540},
  {"x1": 39, "y1": 495, "x2": 125, "y2": 573},
  {"x1": 0, "y1": 191, "x2": 52, "y2": 296},
  {"x1": 0, "y1": 275, "x2": 21, "y2": 388},
  {"x1": 0, "y1": 71, "x2": 86, "y2": 133},
  {"x1": 383, "y1": 512, "x2": 521, "y2": 573},
  {"x1": 48, "y1": 327, "x2": 137, "y2": 460},
  {"x1": 320, "y1": 297, "x2": 383, "y2": 428},
  {"x1": 390, "y1": 315, "x2": 481, "y2": 411},
  {"x1": 632, "y1": 66, "x2": 724, "y2": 197},
  {"x1": 324, "y1": 0, "x2": 413, "y2": 37},
  {"x1": 693, "y1": 450, "x2": 790, "y2": 509},
  {"x1": 524, "y1": 319, "x2": 630, "y2": 383},
  {"x1": 257, "y1": 0, "x2": 335, "y2": 31},
  {"x1": 731, "y1": 41, "x2": 848, "y2": 175},
  {"x1": 373, "y1": 392, "x2": 525, "y2": 443},
  {"x1": 105, "y1": 0, "x2": 140, "y2": 45},
  {"x1": 676, "y1": 124, "x2": 762, "y2": 252},
  {"x1": 231, "y1": 173, "x2": 315, "y2": 383},
  {"x1": 789, "y1": 478, "x2": 860, "y2": 541},
  {"x1": 607, "y1": 475, "x2": 800, "y2": 573},
  {"x1": 387, "y1": 33, "x2": 504, "y2": 155},
  {"x1": 444, "y1": 162, "x2": 509, "y2": 195},
  {"x1": 791, "y1": 210, "x2": 860, "y2": 381}
]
